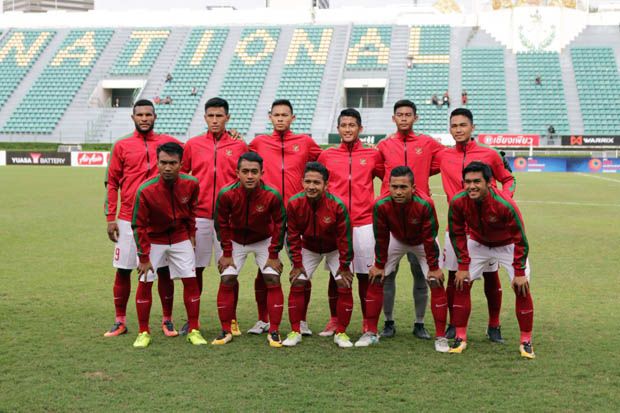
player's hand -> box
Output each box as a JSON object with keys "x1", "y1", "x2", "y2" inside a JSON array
[
  {"x1": 218, "y1": 256, "x2": 236, "y2": 274},
  {"x1": 228, "y1": 129, "x2": 244, "y2": 141},
  {"x1": 512, "y1": 276, "x2": 530, "y2": 297},
  {"x1": 368, "y1": 265, "x2": 385, "y2": 283},
  {"x1": 190, "y1": 235, "x2": 196, "y2": 249},
  {"x1": 455, "y1": 270, "x2": 470, "y2": 291},
  {"x1": 107, "y1": 222, "x2": 119, "y2": 242},
  {"x1": 289, "y1": 267, "x2": 306, "y2": 283},
  {"x1": 338, "y1": 269, "x2": 354, "y2": 288},
  {"x1": 265, "y1": 258, "x2": 283, "y2": 274},
  {"x1": 137, "y1": 261, "x2": 153, "y2": 283},
  {"x1": 427, "y1": 269, "x2": 444, "y2": 287}
]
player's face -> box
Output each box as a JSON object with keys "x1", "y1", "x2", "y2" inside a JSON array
[
  {"x1": 302, "y1": 171, "x2": 326, "y2": 200},
  {"x1": 392, "y1": 106, "x2": 417, "y2": 133},
  {"x1": 450, "y1": 115, "x2": 474, "y2": 144},
  {"x1": 157, "y1": 151, "x2": 182, "y2": 182},
  {"x1": 464, "y1": 171, "x2": 490, "y2": 201},
  {"x1": 204, "y1": 106, "x2": 230, "y2": 136},
  {"x1": 337, "y1": 116, "x2": 363, "y2": 143},
  {"x1": 269, "y1": 105, "x2": 296, "y2": 133},
  {"x1": 389, "y1": 176, "x2": 414, "y2": 203},
  {"x1": 132, "y1": 105, "x2": 156, "y2": 134},
  {"x1": 237, "y1": 160, "x2": 263, "y2": 190}
]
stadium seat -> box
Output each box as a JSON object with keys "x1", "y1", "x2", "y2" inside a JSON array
[
  {"x1": 109, "y1": 29, "x2": 169, "y2": 75},
  {"x1": 345, "y1": 26, "x2": 391, "y2": 71}
]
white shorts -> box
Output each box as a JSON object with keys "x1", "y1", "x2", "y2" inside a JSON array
[
  {"x1": 112, "y1": 219, "x2": 138, "y2": 269},
  {"x1": 351, "y1": 224, "x2": 374, "y2": 275},
  {"x1": 298, "y1": 248, "x2": 342, "y2": 281},
  {"x1": 384, "y1": 235, "x2": 442, "y2": 278},
  {"x1": 221, "y1": 238, "x2": 279, "y2": 276},
  {"x1": 466, "y1": 239, "x2": 531, "y2": 282},
  {"x1": 141, "y1": 240, "x2": 196, "y2": 282},
  {"x1": 443, "y1": 231, "x2": 498, "y2": 272},
  {"x1": 195, "y1": 218, "x2": 223, "y2": 268}
]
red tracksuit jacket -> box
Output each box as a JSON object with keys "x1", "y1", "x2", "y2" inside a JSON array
[
  {"x1": 181, "y1": 131, "x2": 248, "y2": 219},
  {"x1": 249, "y1": 130, "x2": 322, "y2": 204},
  {"x1": 286, "y1": 191, "x2": 353, "y2": 272},
  {"x1": 439, "y1": 139, "x2": 515, "y2": 203},
  {"x1": 317, "y1": 139, "x2": 384, "y2": 227},
  {"x1": 373, "y1": 191, "x2": 440, "y2": 271},
  {"x1": 214, "y1": 181, "x2": 286, "y2": 259},
  {"x1": 448, "y1": 188, "x2": 529, "y2": 276},
  {"x1": 131, "y1": 174, "x2": 199, "y2": 263},
  {"x1": 105, "y1": 130, "x2": 180, "y2": 222},
  {"x1": 376, "y1": 131, "x2": 444, "y2": 197}
]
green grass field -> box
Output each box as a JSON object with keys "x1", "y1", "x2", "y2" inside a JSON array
[{"x1": 1, "y1": 167, "x2": 619, "y2": 411}]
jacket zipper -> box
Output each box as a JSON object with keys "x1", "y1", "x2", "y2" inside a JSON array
[
  {"x1": 243, "y1": 190, "x2": 251, "y2": 245},
  {"x1": 348, "y1": 146, "x2": 353, "y2": 213},
  {"x1": 476, "y1": 200, "x2": 483, "y2": 242},
  {"x1": 400, "y1": 204, "x2": 407, "y2": 240},
  {"x1": 404, "y1": 138, "x2": 408, "y2": 167},
  {"x1": 281, "y1": 134, "x2": 285, "y2": 201},
  {"x1": 169, "y1": 182, "x2": 176, "y2": 245},
  {"x1": 461, "y1": 142, "x2": 467, "y2": 187},
  {"x1": 312, "y1": 200, "x2": 319, "y2": 253},
  {"x1": 212, "y1": 137, "x2": 218, "y2": 215},
  {"x1": 144, "y1": 137, "x2": 151, "y2": 178}
]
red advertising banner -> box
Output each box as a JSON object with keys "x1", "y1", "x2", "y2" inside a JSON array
[
  {"x1": 478, "y1": 134, "x2": 540, "y2": 147},
  {"x1": 71, "y1": 151, "x2": 110, "y2": 167}
]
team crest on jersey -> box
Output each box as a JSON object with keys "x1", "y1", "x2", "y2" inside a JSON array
[
  {"x1": 256, "y1": 204, "x2": 265, "y2": 212},
  {"x1": 180, "y1": 196, "x2": 190, "y2": 204},
  {"x1": 292, "y1": 144, "x2": 300, "y2": 152},
  {"x1": 415, "y1": 147, "x2": 423, "y2": 155},
  {"x1": 360, "y1": 158, "x2": 367, "y2": 165},
  {"x1": 225, "y1": 149, "x2": 233, "y2": 157},
  {"x1": 488, "y1": 215, "x2": 498, "y2": 223},
  {"x1": 323, "y1": 216, "x2": 332, "y2": 224},
  {"x1": 410, "y1": 218, "x2": 420, "y2": 225}
]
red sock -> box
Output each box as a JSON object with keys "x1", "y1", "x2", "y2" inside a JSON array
[
  {"x1": 452, "y1": 281, "x2": 472, "y2": 341},
  {"x1": 336, "y1": 287, "x2": 353, "y2": 333},
  {"x1": 266, "y1": 283, "x2": 284, "y2": 333},
  {"x1": 157, "y1": 267, "x2": 174, "y2": 321},
  {"x1": 217, "y1": 283, "x2": 235, "y2": 332},
  {"x1": 365, "y1": 282, "x2": 383, "y2": 334},
  {"x1": 430, "y1": 285, "x2": 448, "y2": 338},
  {"x1": 302, "y1": 280, "x2": 311, "y2": 321},
  {"x1": 357, "y1": 274, "x2": 369, "y2": 319},
  {"x1": 288, "y1": 285, "x2": 305, "y2": 332},
  {"x1": 446, "y1": 271, "x2": 456, "y2": 324},
  {"x1": 182, "y1": 277, "x2": 200, "y2": 331},
  {"x1": 135, "y1": 281, "x2": 153, "y2": 333},
  {"x1": 113, "y1": 270, "x2": 131, "y2": 324},
  {"x1": 483, "y1": 270, "x2": 502, "y2": 328},
  {"x1": 195, "y1": 267, "x2": 204, "y2": 294},
  {"x1": 515, "y1": 290, "x2": 534, "y2": 343},
  {"x1": 233, "y1": 279, "x2": 239, "y2": 320},
  {"x1": 255, "y1": 271, "x2": 268, "y2": 322},
  {"x1": 328, "y1": 275, "x2": 338, "y2": 318}
]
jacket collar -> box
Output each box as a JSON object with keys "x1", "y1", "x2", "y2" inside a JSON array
[
  {"x1": 339, "y1": 139, "x2": 363, "y2": 151},
  {"x1": 455, "y1": 139, "x2": 477, "y2": 153},
  {"x1": 394, "y1": 130, "x2": 417, "y2": 142},
  {"x1": 271, "y1": 129, "x2": 293, "y2": 140},
  {"x1": 133, "y1": 129, "x2": 157, "y2": 141}
]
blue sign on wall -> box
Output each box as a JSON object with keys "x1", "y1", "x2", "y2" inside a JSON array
[{"x1": 507, "y1": 157, "x2": 620, "y2": 173}]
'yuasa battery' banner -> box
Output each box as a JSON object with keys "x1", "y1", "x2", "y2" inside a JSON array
[
  {"x1": 560, "y1": 135, "x2": 620, "y2": 146},
  {"x1": 6, "y1": 151, "x2": 71, "y2": 166}
]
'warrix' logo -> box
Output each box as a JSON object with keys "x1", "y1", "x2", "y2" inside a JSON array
[
  {"x1": 225, "y1": 149, "x2": 233, "y2": 156},
  {"x1": 360, "y1": 158, "x2": 367, "y2": 165},
  {"x1": 292, "y1": 144, "x2": 300, "y2": 152},
  {"x1": 415, "y1": 147, "x2": 423, "y2": 155},
  {"x1": 180, "y1": 196, "x2": 190, "y2": 204}
]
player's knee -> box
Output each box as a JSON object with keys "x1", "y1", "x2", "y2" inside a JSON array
[
  {"x1": 335, "y1": 278, "x2": 349, "y2": 289},
  {"x1": 157, "y1": 266, "x2": 170, "y2": 276},
  {"x1": 117, "y1": 268, "x2": 132, "y2": 277},
  {"x1": 262, "y1": 273, "x2": 280, "y2": 285},
  {"x1": 291, "y1": 279, "x2": 307, "y2": 288},
  {"x1": 221, "y1": 274, "x2": 237, "y2": 285},
  {"x1": 356, "y1": 273, "x2": 369, "y2": 281}
]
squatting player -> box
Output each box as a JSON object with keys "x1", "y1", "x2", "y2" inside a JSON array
[
  {"x1": 317, "y1": 108, "x2": 383, "y2": 337},
  {"x1": 248, "y1": 99, "x2": 322, "y2": 336},
  {"x1": 131, "y1": 142, "x2": 207, "y2": 348},
  {"x1": 283, "y1": 162, "x2": 355, "y2": 348},
  {"x1": 366, "y1": 166, "x2": 449, "y2": 351},
  {"x1": 103, "y1": 99, "x2": 181, "y2": 338},
  {"x1": 213, "y1": 152, "x2": 287, "y2": 347},
  {"x1": 448, "y1": 161, "x2": 535, "y2": 358}
]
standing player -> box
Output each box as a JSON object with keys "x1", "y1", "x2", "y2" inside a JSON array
[
  {"x1": 448, "y1": 162, "x2": 534, "y2": 358},
  {"x1": 283, "y1": 162, "x2": 354, "y2": 348},
  {"x1": 248, "y1": 99, "x2": 322, "y2": 335},
  {"x1": 376, "y1": 100, "x2": 444, "y2": 339},
  {"x1": 440, "y1": 108, "x2": 516, "y2": 342},
  {"x1": 181, "y1": 97, "x2": 248, "y2": 336},
  {"x1": 131, "y1": 142, "x2": 207, "y2": 348},
  {"x1": 213, "y1": 152, "x2": 286, "y2": 347},
  {"x1": 364, "y1": 166, "x2": 448, "y2": 351},
  {"x1": 104, "y1": 99, "x2": 181, "y2": 338},
  {"x1": 317, "y1": 108, "x2": 383, "y2": 336}
]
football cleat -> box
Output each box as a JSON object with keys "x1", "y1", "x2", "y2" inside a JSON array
[
  {"x1": 486, "y1": 326, "x2": 504, "y2": 344},
  {"x1": 211, "y1": 331, "x2": 233, "y2": 345},
  {"x1": 231, "y1": 319, "x2": 242, "y2": 337},
  {"x1": 268, "y1": 331, "x2": 283, "y2": 348},
  {"x1": 104, "y1": 321, "x2": 127, "y2": 337},
  {"x1": 318, "y1": 317, "x2": 338, "y2": 337},
  {"x1": 434, "y1": 337, "x2": 450, "y2": 353},
  {"x1": 161, "y1": 320, "x2": 179, "y2": 337},
  {"x1": 300, "y1": 321, "x2": 313, "y2": 336},
  {"x1": 354, "y1": 332, "x2": 380, "y2": 347},
  {"x1": 282, "y1": 331, "x2": 303, "y2": 347},
  {"x1": 180, "y1": 322, "x2": 189, "y2": 336},
  {"x1": 413, "y1": 323, "x2": 431, "y2": 340},
  {"x1": 334, "y1": 332, "x2": 353, "y2": 348},
  {"x1": 449, "y1": 338, "x2": 468, "y2": 354},
  {"x1": 187, "y1": 329, "x2": 208, "y2": 345},
  {"x1": 132, "y1": 332, "x2": 152, "y2": 348},
  {"x1": 381, "y1": 320, "x2": 396, "y2": 338},
  {"x1": 520, "y1": 342, "x2": 536, "y2": 359},
  {"x1": 445, "y1": 324, "x2": 456, "y2": 340},
  {"x1": 247, "y1": 320, "x2": 270, "y2": 335}
]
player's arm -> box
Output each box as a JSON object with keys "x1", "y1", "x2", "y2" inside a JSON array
[
  {"x1": 105, "y1": 144, "x2": 123, "y2": 240},
  {"x1": 421, "y1": 199, "x2": 442, "y2": 281},
  {"x1": 491, "y1": 152, "x2": 516, "y2": 197},
  {"x1": 131, "y1": 187, "x2": 153, "y2": 279},
  {"x1": 335, "y1": 201, "x2": 354, "y2": 274},
  {"x1": 372, "y1": 149, "x2": 385, "y2": 180},
  {"x1": 286, "y1": 202, "x2": 305, "y2": 279},
  {"x1": 370, "y1": 202, "x2": 389, "y2": 281},
  {"x1": 448, "y1": 198, "x2": 470, "y2": 289},
  {"x1": 505, "y1": 199, "x2": 530, "y2": 295},
  {"x1": 265, "y1": 193, "x2": 286, "y2": 273},
  {"x1": 186, "y1": 181, "x2": 199, "y2": 246},
  {"x1": 180, "y1": 141, "x2": 192, "y2": 174},
  {"x1": 429, "y1": 140, "x2": 446, "y2": 176},
  {"x1": 214, "y1": 190, "x2": 233, "y2": 257},
  {"x1": 307, "y1": 136, "x2": 322, "y2": 162}
]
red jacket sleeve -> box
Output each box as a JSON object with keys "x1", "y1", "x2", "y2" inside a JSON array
[
  {"x1": 421, "y1": 199, "x2": 440, "y2": 271},
  {"x1": 131, "y1": 187, "x2": 151, "y2": 263},
  {"x1": 372, "y1": 149, "x2": 385, "y2": 180},
  {"x1": 180, "y1": 141, "x2": 192, "y2": 174},
  {"x1": 372, "y1": 202, "x2": 390, "y2": 269},
  {"x1": 429, "y1": 140, "x2": 445, "y2": 176},
  {"x1": 105, "y1": 143, "x2": 123, "y2": 222},
  {"x1": 448, "y1": 197, "x2": 470, "y2": 271},
  {"x1": 286, "y1": 201, "x2": 303, "y2": 268},
  {"x1": 335, "y1": 200, "x2": 354, "y2": 272},
  {"x1": 504, "y1": 199, "x2": 529, "y2": 277},
  {"x1": 490, "y1": 153, "x2": 516, "y2": 198},
  {"x1": 184, "y1": 181, "x2": 199, "y2": 239},
  {"x1": 268, "y1": 192, "x2": 287, "y2": 259},
  {"x1": 214, "y1": 190, "x2": 233, "y2": 257},
  {"x1": 307, "y1": 136, "x2": 322, "y2": 162}
]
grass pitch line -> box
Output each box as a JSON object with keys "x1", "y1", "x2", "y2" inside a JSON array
[{"x1": 575, "y1": 172, "x2": 620, "y2": 184}]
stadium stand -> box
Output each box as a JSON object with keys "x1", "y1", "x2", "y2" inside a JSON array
[
  {"x1": 461, "y1": 47, "x2": 509, "y2": 133},
  {"x1": 345, "y1": 25, "x2": 391, "y2": 70},
  {"x1": 155, "y1": 28, "x2": 228, "y2": 135},
  {"x1": 517, "y1": 52, "x2": 570, "y2": 135},
  {"x1": 571, "y1": 47, "x2": 620, "y2": 135},
  {"x1": 1, "y1": 29, "x2": 113, "y2": 134},
  {"x1": 109, "y1": 29, "x2": 169, "y2": 75}
]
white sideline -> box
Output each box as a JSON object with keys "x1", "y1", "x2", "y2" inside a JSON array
[{"x1": 575, "y1": 172, "x2": 620, "y2": 184}]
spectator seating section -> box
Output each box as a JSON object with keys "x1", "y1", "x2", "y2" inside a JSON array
[
  {"x1": 571, "y1": 47, "x2": 620, "y2": 135},
  {"x1": 155, "y1": 28, "x2": 228, "y2": 135},
  {"x1": 461, "y1": 48, "x2": 508, "y2": 133},
  {"x1": 2, "y1": 29, "x2": 113, "y2": 134},
  {"x1": 404, "y1": 25, "x2": 451, "y2": 133},
  {"x1": 109, "y1": 29, "x2": 169, "y2": 75},
  {"x1": 345, "y1": 25, "x2": 391, "y2": 70}
]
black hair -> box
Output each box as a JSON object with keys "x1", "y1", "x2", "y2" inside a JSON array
[
  {"x1": 393, "y1": 99, "x2": 417, "y2": 115},
  {"x1": 205, "y1": 97, "x2": 229, "y2": 114},
  {"x1": 304, "y1": 161, "x2": 329, "y2": 182},
  {"x1": 337, "y1": 108, "x2": 362, "y2": 127},
  {"x1": 133, "y1": 99, "x2": 155, "y2": 114},
  {"x1": 157, "y1": 142, "x2": 183, "y2": 160},
  {"x1": 390, "y1": 165, "x2": 414, "y2": 184},
  {"x1": 462, "y1": 161, "x2": 492, "y2": 182},
  {"x1": 237, "y1": 151, "x2": 263, "y2": 170},
  {"x1": 270, "y1": 99, "x2": 293, "y2": 114},
  {"x1": 450, "y1": 108, "x2": 473, "y2": 124}
]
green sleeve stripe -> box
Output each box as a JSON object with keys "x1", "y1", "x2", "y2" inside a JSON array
[
  {"x1": 262, "y1": 183, "x2": 287, "y2": 251},
  {"x1": 491, "y1": 191, "x2": 529, "y2": 267},
  {"x1": 179, "y1": 173, "x2": 198, "y2": 183},
  {"x1": 412, "y1": 196, "x2": 438, "y2": 238},
  {"x1": 288, "y1": 191, "x2": 306, "y2": 203},
  {"x1": 327, "y1": 192, "x2": 353, "y2": 263}
]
